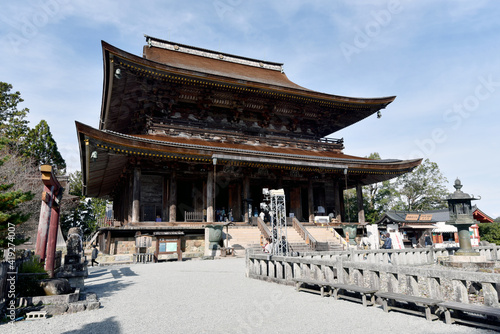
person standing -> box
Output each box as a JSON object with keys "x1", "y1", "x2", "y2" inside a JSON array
[
  {"x1": 91, "y1": 244, "x2": 99, "y2": 267},
  {"x1": 382, "y1": 233, "x2": 392, "y2": 249},
  {"x1": 360, "y1": 235, "x2": 371, "y2": 249},
  {"x1": 424, "y1": 233, "x2": 433, "y2": 247}
]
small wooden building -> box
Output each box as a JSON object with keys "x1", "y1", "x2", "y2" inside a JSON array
[
  {"x1": 377, "y1": 206, "x2": 493, "y2": 248},
  {"x1": 76, "y1": 36, "x2": 421, "y2": 258}
]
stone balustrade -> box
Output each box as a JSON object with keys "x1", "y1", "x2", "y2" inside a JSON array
[{"x1": 246, "y1": 245, "x2": 500, "y2": 307}]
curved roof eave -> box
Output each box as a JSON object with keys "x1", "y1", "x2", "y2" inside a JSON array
[
  {"x1": 99, "y1": 41, "x2": 396, "y2": 131},
  {"x1": 78, "y1": 121, "x2": 421, "y2": 170}
]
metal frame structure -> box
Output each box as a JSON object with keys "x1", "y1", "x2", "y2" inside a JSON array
[{"x1": 263, "y1": 188, "x2": 289, "y2": 256}]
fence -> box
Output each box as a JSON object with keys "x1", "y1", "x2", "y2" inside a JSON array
[
  {"x1": 185, "y1": 211, "x2": 204, "y2": 222},
  {"x1": 246, "y1": 245, "x2": 500, "y2": 306}
]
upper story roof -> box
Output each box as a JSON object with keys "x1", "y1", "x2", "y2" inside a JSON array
[
  {"x1": 143, "y1": 35, "x2": 306, "y2": 90},
  {"x1": 99, "y1": 37, "x2": 396, "y2": 138}
]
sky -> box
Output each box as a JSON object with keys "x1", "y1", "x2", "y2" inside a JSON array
[{"x1": 1, "y1": 0, "x2": 499, "y2": 218}]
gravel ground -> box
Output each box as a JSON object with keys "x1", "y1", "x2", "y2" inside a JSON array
[{"x1": 2, "y1": 257, "x2": 497, "y2": 334}]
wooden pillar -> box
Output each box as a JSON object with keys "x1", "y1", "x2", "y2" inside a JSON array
[
  {"x1": 356, "y1": 183, "x2": 365, "y2": 224},
  {"x1": 333, "y1": 180, "x2": 341, "y2": 221},
  {"x1": 207, "y1": 171, "x2": 214, "y2": 222},
  {"x1": 169, "y1": 171, "x2": 177, "y2": 222},
  {"x1": 308, "y1": 178, "x2": 314, "y2": 223},
  {"x1": 339, "y1": 183, "x2": 346, "y2": 222},
  {"x1": 45, "y1": 201, "x2": 60, "y2": 277},
  {"x1": 105, "y1": 230, "x2": 112, "y2": 254},
  {"x1": 132, "y1": 167, "x2": 141, "y2": 222},
  {"x1": 234, "y1": 182, "x2": 241, "y2": 221},
  {"x1": 35, "y1": 184, "x2": 54, "y2": 260},
  {"x1": 36, "y1": 165, "x2": 62, "y2": 277},
  {"x1": 243, "y1": 174, "x2": 250, "y2": 223},
  {"x1": 277, "y1": 172, "x2": 283, "y2": 189},
  {"x1": 202, "y1": 180, "x2": 207, "y2": 222},
  {"x1": 127, "y1": 174, "x2": 133, "y2": 224},
  {"x1": 163, "y1": 176, "x2": 169, "y2": 222},
  {"x1": 290, "y1": 187, "x2": 302, "y2": 221}
]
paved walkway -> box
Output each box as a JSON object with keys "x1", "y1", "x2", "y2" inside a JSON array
[{"x1": 3, "y1": 258, "x2": 497, "y2": 333}]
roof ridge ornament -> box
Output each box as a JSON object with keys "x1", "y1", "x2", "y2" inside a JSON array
[{"x1": 144, "y1": 34, "x2": 284, "y2": 72}]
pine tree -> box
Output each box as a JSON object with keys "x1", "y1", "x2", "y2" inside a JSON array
[
  {"x1": 0, "y1": 82, "x2": 30, "y2": 143},
  {"x1": 23, "y1": 120, "x2": 66, "y2": 171}
]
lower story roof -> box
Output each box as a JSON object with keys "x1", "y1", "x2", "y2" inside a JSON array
[{"x1": 76, "y1": 121, "x2": 421, "y2": 197}]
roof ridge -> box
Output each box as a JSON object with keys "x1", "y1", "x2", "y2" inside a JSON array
[{"x1": 144, "y1": 35, "x2": 284, "y2": 72}]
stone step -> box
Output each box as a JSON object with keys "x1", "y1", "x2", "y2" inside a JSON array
[
  {"x1": 226, "y1": 226, "x2": 311, "y2": 250},
  {"x1": 306, "y1": 226, "x2": 343, "y2": 244}
]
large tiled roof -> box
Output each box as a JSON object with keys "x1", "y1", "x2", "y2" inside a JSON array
[{"x1": 143, "y1": 35, "x2": 308, "y2": 91}]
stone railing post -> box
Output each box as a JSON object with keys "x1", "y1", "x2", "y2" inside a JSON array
[
  {"x1": 323, "y1": 264, "x2": 335, "y2": 283},
  {"x1": 387, "y1": 273, "x2": 399, "y2": 293},
  {"x1": 483, "y1": 283, "x2": 499, "y2": 307},
  {"x1": 352, "y1": 269, "x2": 363, "y2": 286},
  {"x1": 427, "y1": 277, "x2": 443, "y2": 300},
  {"x1": 427, "y1": 248, "x2": 434, "y2": 264},
  {"x1": 268, "y1": 259, "x2": 275, "y2": 278},
  {"x1": 275, "y1": 260, "x2": 284, "y2": 280},
  {"x1": 260, "y1": 259, "x2": 268, "y2": 277},
  {"x1": 452, "y1": 279, "x2": 468, "y2": 303},
  {"x1": 336, "y1": 257, "x2": 345, "y2": 284},
  {"x1": 366, "y1": 270, "x2": 380, "y2": 290},
  {"x1": 406, "y1": 275, "x2": 419, "y2": 296}
]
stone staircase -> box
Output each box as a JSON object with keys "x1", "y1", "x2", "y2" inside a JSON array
[
  {"x1": 307, "y1": 226, "x2": 345, "y2": 251},
  {"x1": 225, "y1": 227, "x2": 263, "y2": 252},
  {"x1": 226, "y1": 224, "x2": 345, "y2": 254}
]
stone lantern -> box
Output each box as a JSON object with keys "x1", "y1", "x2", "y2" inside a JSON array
[{"x1": 446, "y1": 178, "x2": 479, "y2": 256}]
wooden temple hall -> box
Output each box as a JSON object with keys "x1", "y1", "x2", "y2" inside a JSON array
[{"x1": 76, "y1": 36, "x2": 421, "y2": 258}]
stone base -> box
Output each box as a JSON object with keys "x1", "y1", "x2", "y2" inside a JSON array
[
  {"x1": 455, "y1": 249, "x2": 481, "y2": 257},
  {"x1": 67, "y1": 276, "x2": 85, "y2": 290},
  {"x1": 449, "y1": 255, "x2": 487, "y2": 263},
  {"x1": 16, "y1": 289, "x2": 101, "y2": 317},
  {"x1": 442, "y1": 255, "x2": 495, "y2": 269}
]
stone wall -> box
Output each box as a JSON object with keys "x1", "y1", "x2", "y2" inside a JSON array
[
  {"x1": 112, "y1": 239, "x2": 136, "y2": 255},
  {"x1": 182, "y1": 235, "x2": 205, "y2": 253}
]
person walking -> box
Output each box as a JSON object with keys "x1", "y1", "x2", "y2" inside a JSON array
[{"x1": 91, "y1": 244, "x2": 99, "y2": 267}]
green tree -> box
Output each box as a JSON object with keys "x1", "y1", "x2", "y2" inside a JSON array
[
  {"x1": 343, "y1": 153, "x2": 396, "y2": 223},
  {"x1": 68, "y1": 170, "x2": 83, "y2": 197},
  {"x1": 60, "y1": 171, "x2": 106, "y2": 238},
  {"x1": 23, "y1": 120, "x2": 66, "y2": 171},
  {"x1": 343, "y1": 156, "x2": 449, "y2": 223},
  {"x1": 0, "y1": 82, "x2": 30, "y2": 143},
  {"x1": 390, "y1": 159, "x2": 448, "y2": 211},
  {"x1": 0, "y1": 137, "x2": 34, "y2": 249},
  {"x1": 478, "y1": 223, "x2": 500, "y2": 245}
]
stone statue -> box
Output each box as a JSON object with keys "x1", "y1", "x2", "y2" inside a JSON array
[{"x1": 66, "y1": 227, "x2": 83, "y2": 256}]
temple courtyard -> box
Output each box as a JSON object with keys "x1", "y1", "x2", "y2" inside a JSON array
[{"x1": 3, "y1": 257, "x2": 496, "y2": 333}]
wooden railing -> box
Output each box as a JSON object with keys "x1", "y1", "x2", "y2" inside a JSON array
[
  {"x1": 292, "y1": 218, "x2": 317, "y2": 250},
  {"x1": 97, "y1": 218, "x2": 121, "y2": 228},
  {"x1": 256, "y1": 217, "x2": 271, "y2": 240},
  {"x1": 185, "y1": 211, "x2": 204, "y2": 222},
  {"x1": 329, "y1": 226, "x2": 348, "y2": 250},
  {"x1": 246, "y1": 245, "x2": 500, "y2": 307}
]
